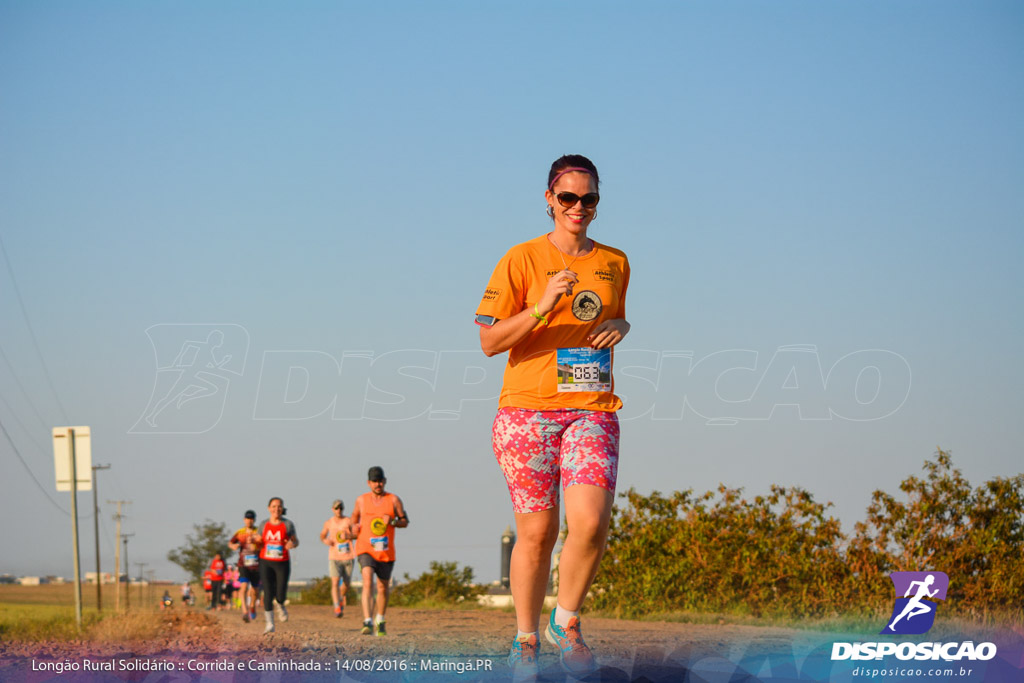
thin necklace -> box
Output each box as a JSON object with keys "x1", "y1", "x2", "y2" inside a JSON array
[{"x1": 549, "y1": 233, "x2": 592, "y2": 271}]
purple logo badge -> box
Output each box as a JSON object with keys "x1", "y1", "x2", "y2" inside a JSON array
[{"x1": 881, "y1": 571, "x2": 949, "y2": 635}]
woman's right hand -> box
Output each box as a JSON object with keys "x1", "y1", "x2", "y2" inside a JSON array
[
  {"x1": 480, "y1": 268, "x2": 578, "y2": 357},
  {"x1": 537, "y1": 269, "x2": 578, "y2": 316}
]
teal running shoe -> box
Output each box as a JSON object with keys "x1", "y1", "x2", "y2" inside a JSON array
[
  {"x1": 508, "y1": 633, "x2": 539, "y2": 682},
  {"x1": 544, "y1": 610, "x2": 597, "y2": 675}
]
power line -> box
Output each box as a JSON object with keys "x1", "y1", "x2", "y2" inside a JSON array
[
  {"x1": 97, "y1": 505, "x2": 116, "y2": 555},
  {"x1": 0, "y1": 390, "x2": 49, "y2": 454},
  {"x1": 0, "y1": 416, "x2": 70, "y2": 514},
  {"x1": 110, "y1": 502, "x2": 132, "y2": 612},
  {"x1": 110, "y1": 468, "x2": 130, "y2": 506},
  {"x1": 0, "y1": 343, "x2": 52, "y2": 433},
  {"x1": 0, "y1": 417, "x2": 97, "y2": 519},
  {"x1": 0, "y1": 232, "x2": 69, "y2": 423}
]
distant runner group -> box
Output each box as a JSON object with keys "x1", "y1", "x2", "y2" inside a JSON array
[{"x1": 194, "y1": 466, "x2": 408, "y2": 636}]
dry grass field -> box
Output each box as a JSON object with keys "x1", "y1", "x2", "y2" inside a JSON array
[{"x1": 0, "y1": 582, "x2": 176, "y2": 641}]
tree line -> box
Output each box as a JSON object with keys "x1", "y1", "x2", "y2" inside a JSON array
[
  {"x1": 167, "y1": 449, "x2": 1023, "y2": 624},
  {"x1": 589, "y1": 449, "x2": 1023, "y2": 623}
]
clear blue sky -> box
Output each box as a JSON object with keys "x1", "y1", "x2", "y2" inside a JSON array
[{"x1": 2, "y1": 1, "x2": 1022, "y2": 583}]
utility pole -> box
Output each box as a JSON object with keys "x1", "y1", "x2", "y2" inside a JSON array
[
  {"x1": 109, "y1": 500, "x2": 131, "y2": 611},
  {"x1": 92, "y1": 464, "x2": 110, "y2": 611},
  {"x1": 122, "y1": 533, "x2": 134, "y2": 611},
  {"x1": 69, "y1": 433, "x2": 82, "y2": 629},
  {"x1": 134, "y1": 563, "x2": 148, "y2": 608}
]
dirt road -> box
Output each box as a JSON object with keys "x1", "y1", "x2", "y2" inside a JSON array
[
  {"x1": 201, "y1": 605, "x2": 837, "y2": 680},
  {"x1": 213, "y1": 604, "x2": 807, "y2": 659},
  {"x1": 3, "y1": 599, "x2": 1021, "y2": 681},
  {"x1": 1, "y1": 604, "x2": 844, "y2": 681}
]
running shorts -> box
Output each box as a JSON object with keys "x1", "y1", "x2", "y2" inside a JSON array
[
  {"x1": 492, "y1": 407, "x2": 619, "y2": 513},
  {"x1": 329, "y1": 559, "x2": 352, "y2": 583},
  {"x1": 357, "y1": 553, "x2": 395, "y2": 582},
  {"x1": 239, "y1": 566, "x2": 261, "y2": 587}
]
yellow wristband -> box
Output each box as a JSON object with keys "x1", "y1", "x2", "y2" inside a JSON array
[{"x1": 530, "y1": 303, "x2": 549, "y2": 325}]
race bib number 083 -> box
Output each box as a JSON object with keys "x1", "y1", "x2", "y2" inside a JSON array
[{"x1": 556, "y1": 347, "x2": 611, "y2": 392}]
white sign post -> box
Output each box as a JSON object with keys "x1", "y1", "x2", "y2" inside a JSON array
[{"x1": 53, "y1": 426, "x2": 92, "y2": 630}]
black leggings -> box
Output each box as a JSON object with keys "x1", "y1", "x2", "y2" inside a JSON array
[
  {"x1": 210, "y1": 581, "x2": 222, "y2": 608},
  {"x1": 259, "y1": 559, "x2": 290, "y2": 611}
]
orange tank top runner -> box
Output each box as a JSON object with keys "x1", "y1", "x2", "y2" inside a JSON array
[
  {"x1": 259, "y1": 519, "x2": 296, "y2": 562},
  {"x1": 354, "y1": 492, "x2": 399, "y2": 562}
]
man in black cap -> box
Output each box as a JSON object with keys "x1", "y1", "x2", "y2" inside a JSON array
[
  {"x1": 228, "y1": 509, "x2": 262, "y2": 623},
  {"x1": 350, "y1": 466, "x2": 409, "y2": 636}
]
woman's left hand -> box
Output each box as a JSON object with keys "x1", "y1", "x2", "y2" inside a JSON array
[{"x1": 588, "y1": 319, "x2": 631, "y2": 349}]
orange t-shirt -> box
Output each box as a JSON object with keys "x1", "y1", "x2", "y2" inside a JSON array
[
  {"x1": 477, "y1": 234, "x2": 630, "y2": 411},
  {"x1": 322, "y1": 517, "x2": 355, "y2": 562},
  {"x1": 355, "y1": 492, "x2": 399, "y2": 562}
]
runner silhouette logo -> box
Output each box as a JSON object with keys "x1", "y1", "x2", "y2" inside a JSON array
[
  {"x1": 881, "y1": 571, "x2": 949, "y2": 635},
  {"x1": 130, "y1": 324, "x2": 249, "y2": 434}
]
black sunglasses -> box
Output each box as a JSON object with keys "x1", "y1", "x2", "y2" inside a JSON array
[{"x1": 554, "y1": 191, "x2": 600, "y2": 209}]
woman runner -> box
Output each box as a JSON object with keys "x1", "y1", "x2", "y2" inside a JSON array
[
  {"x1": 476, "y1": 154, "x2": 630, "y2": 679},
  {"x1": 257, "y1": 496, "x2": 299, "y2": 634}
]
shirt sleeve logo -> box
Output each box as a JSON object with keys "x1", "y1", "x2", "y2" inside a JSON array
[
  {"x1": 481, "y1": 287, "x2": 502, "y2": 302},
  {"x1": 572, "y1": 290, "x2": 603, "y2": 321}
]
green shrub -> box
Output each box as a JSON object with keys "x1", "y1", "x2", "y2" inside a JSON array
[
  {"x1": 852, "y1": 449, "x2": 1024, "y2": 622},
  {"x1": 591, "y1": 450, "x2": 1024, "y2": 624},
  {"x1": 390, "y1": 561, "x2": 487, "y2": 607},
  {"x1": 294, "y1": 576, "x2": 357, "y2": 606},
  {"x1": 591, "y1": 484, "x2": 849, "y2": 619}
]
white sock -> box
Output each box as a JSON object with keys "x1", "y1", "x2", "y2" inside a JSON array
[
  {"x1": 375, "y1": 614, "x2": 385, "y2": 624},
  {"x1": 264, "y1": 610, "x2": 274, "y2": 625},
  {"x1": 554, "y1": 604, "x2": 579, "y2": 628},
  {"x1": 516, "y1": 630, "x2": 538, "y2": 642}
]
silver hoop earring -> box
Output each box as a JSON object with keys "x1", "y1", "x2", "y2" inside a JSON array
[
  {"x1": 592, "y1": 210, "x2": 597, "y2": 221},
  {"x1": 546, "y1": 206, "x2": 554, "y2": 218}
]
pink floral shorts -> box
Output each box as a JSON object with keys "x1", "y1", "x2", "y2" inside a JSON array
[{"x1": 492, "y1": 407, "x2": 620, "y2": 513}]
